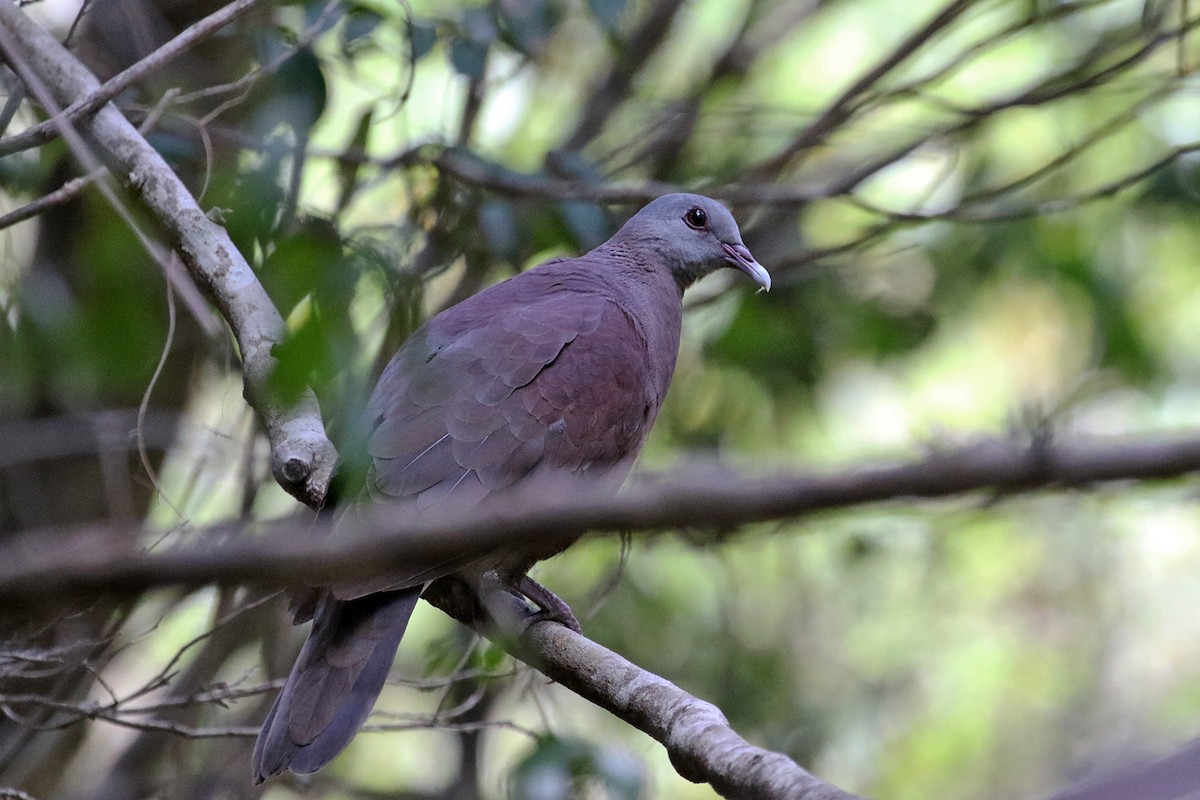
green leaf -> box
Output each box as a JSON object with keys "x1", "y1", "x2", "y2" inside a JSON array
[
  {"x1": 408, "y1": 20, "x2": 437, "y2": 61},
  {"x1": 449, "y1": 7, "x2": 495, "y2": 79},
  {"x1": 511, "y1": 735, "x2": 644, "y2": 800},
  {"x1": 460, "y1": 6, "x2": 497, "y2": 44},
  {"x1": 587, "y1": 0, "x2": 627, "y2": 32},
  {"x1": 592, "y1": 746, "x2": 643, "y2": 800},
  {"x1": 497, "y1": 0, "x2": 559, "y2": 54},
  {"x1": 275, "y1": 47, "x2": 328, "y2": 135},
  {"x1": 478, "y1": 200, "x2": 519, "y2": 257},
  {"x1": 258, "y1": 218, "x2": 344, "y2": 314},
  {"x1": 342, "y1": 6, "x2": 382, "y2": 52},
  {"x1": 335, "y1": 107, "x2": 374, "y2": 212},
  {"x1": 301, "y1": 0, "x2": 345, "y2": 35},
  {"x1": 449, "y1": 36, "x2": 489, "y2": 79},
  {"x1": 222, "y1": 150, "x2": 287, "y2": 253}
]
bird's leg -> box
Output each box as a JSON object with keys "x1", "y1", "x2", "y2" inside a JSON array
[
  {"x1": 475, "y1": 579, "x2": 532, "y2": 637},
  {"x1": 516, "y1": 575, "x2": 582, "y2": 633},
  {"x1": 473, "y1": 574, "x2": 582, "y2": 635}
]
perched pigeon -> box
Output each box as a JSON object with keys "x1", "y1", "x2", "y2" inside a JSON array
[{"x1": 252, "y1": 193, "x2": 770, "y2": 781}]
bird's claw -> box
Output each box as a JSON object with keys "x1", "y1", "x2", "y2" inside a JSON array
[
  {"x1": 517, "y1": 575, "x2": 581, "y2": 633},
  {"x1": 523, "y1": 605, "x2": 582, "y2": 633}
]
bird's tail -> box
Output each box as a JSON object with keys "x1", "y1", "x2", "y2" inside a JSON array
[{"x1": 252, "y1": 586, "x2": 422, "y2": 782}]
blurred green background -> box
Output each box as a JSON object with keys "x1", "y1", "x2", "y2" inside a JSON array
[{"x1": 3, "y1": 0, "x2": 1200, "y2": 798}]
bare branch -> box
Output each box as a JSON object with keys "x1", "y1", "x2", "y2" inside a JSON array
[
  {"x1": 0, "y1": 1, "x2": 337, "y2": 506},
  {"x1": 0, "y1": 21, "x2": 221, "y2": 339},
  {"x1": 863, "y1": 0, "x2": 1116, "y2": 112},
  {"x1": 0, "y1": 687, "x2": 515, "y2": 740},
  {"x1": 562, "y1": 0, "x2": 689, "y2": 153},
  {"x1": 0, "y1": 0, "x2": 263, "y2": 158},
  {"x1": 746, "y1": 0, "x2": 976, "y2": 181},
  {"x1": 423, "y1": 580, "x2": 865, "y2": 800},
  {"x1": 186, "y1": 0, "x2": 342, "y2": 127},
  {"x1": 842, "y1": 130, "x2": 1200, "y2": 226},
  {"x1": 0, "y1": 409, "x2": 178, "y2": 469},
  {"x1": 3, "y1": 432, "x2": 1200, "y2": 599},
  {"x1": 0, "y1": 169, "x2": 100, "y2": 231}
]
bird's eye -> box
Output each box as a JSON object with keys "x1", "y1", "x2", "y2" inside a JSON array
[{"x1": 683, "y1": 207, "x2": 708, "y2": 230}]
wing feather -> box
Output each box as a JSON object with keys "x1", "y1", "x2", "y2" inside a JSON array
[{"x1": 344, "y1": 273, "x2": 659, "y2": 595}]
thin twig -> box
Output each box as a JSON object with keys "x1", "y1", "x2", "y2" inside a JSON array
[
  {"x1": 0, "y1": 0, "x2": 263, "y2": 158},
  {"x1": 0, "y1": 170, "x2": 100, "y2": 231},
  {"x1": 747, "y1": 0, "x2": 977, "y2": 180}
]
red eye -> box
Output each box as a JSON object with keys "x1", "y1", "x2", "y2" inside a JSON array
[{"x1": 684, "y1": 207, "x2": 707, "y2": 229}]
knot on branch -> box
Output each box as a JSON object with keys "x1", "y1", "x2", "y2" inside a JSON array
[
  {"x1": 281, "y1": 457, "x2": 310, "y2": 484},
  {"x1": 269, "y1": 433, "x2": 337, "y2": 509}
]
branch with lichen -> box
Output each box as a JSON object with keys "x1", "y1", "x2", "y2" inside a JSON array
[{"x1": 0, "y1": 0, "x2": 336, "y2": 506}]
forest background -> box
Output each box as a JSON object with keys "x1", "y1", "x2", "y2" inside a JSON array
[{"x1": 3, "y1": 0, "x2": 1200, "y2": 798}]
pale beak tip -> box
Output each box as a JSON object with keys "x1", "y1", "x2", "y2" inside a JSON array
[
  {"x1": 723, "y1": 242, "x2": 771, "y2": 292},
  {"x1": 751, "y1": 264, "x2": 772, "y2": 293}
]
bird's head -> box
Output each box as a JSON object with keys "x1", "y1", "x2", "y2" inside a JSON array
[{"x1": 613, "y1": 193, "x2": 771, "y2": 292}]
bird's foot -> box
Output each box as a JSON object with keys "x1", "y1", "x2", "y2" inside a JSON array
[
  {"x1": 475, "y1": 575, "x2": 581, "y2": 636},
  {"x1": 517, "y1": 576, "x2": 582, "y2": 633}
]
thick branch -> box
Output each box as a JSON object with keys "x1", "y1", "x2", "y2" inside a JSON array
[
  {"x1": 2, "y1": 433, "x2": 1200, "y2": 598},
  {"x1": 3, "y1": 431, "x2": 1196, "y2": 798},
  {"x1": 0, "y1": 2, "x2": 336, "y2": 506},
  {"x1": 423, "y1": 581, "x2": 864, "y2": 800}
]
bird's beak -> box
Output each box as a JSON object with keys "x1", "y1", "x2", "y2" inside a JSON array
[{"x1": 722, "y1": 243, "x2": 771, "y2": 292}]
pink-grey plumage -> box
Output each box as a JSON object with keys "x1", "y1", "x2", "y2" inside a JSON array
[{"x1": 252, "y1": 193, "x2": 769, "y2": 782}]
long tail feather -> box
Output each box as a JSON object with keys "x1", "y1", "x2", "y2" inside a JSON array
[{"x1": 252, "y1": 586, "x2": 421, "y2": 781}]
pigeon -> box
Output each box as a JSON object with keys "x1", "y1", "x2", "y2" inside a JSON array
[{"x1": 252, "y1": 193, "x2": 770, "y2": 781}]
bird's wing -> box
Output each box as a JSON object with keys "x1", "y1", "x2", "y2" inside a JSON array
[{"x1": 333, "y1": 288, "x2": 657, "y2": 599}]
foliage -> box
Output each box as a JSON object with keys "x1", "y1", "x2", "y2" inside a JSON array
[{"x1": 3, "y1": 0, "x2": 1200, "y2": 798}]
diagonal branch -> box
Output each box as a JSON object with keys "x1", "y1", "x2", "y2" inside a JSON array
[
  {"x1": 745, "y1": 0, "x2": 977, "y2": 181},
  {"x1": 0, "y1": 1, "x2": 336, "y2": 506},
  {"x1": 423, "y1": 580, "x2": 866, "y2": 800},
  {"x1": 562, "y1": 0, "x2": 689, "y2": 153},
  {"x1": 3, "y1": 430, "x2": 1198, "y2": 798},
  {"x1": 0, "y1": 0, "x2": 263, "y2": 158}
]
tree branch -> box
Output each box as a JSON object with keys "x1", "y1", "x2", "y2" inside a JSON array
[
  {"x1": 562, "y1": 0, "x2": 689, "y2": 153},
  {"x1": 3, "y1": 432, "x2": 1200, "y2": 599},
  {"x1": 0, "y1": 169, "x2": 100, "y2": 231},
  {"x1": 0, "y1": 0, "x2": 263, "y2": 158},
  {"x1": 746, "y1": 0, "x2": 976, "y2": 181},
  {"x1": 422, "y1": 580, "x2": 865, "y2": 800},
  {"x1": 0, "y1": 1, "x2": 337, "y2": 507},
  {"x1": 2, "y1": 431, "x2": 1196, "y2": 799}
]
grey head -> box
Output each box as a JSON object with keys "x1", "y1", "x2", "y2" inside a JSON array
[{"x1": 608, "y1": 193, "x2": 771, "y2": 292}]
